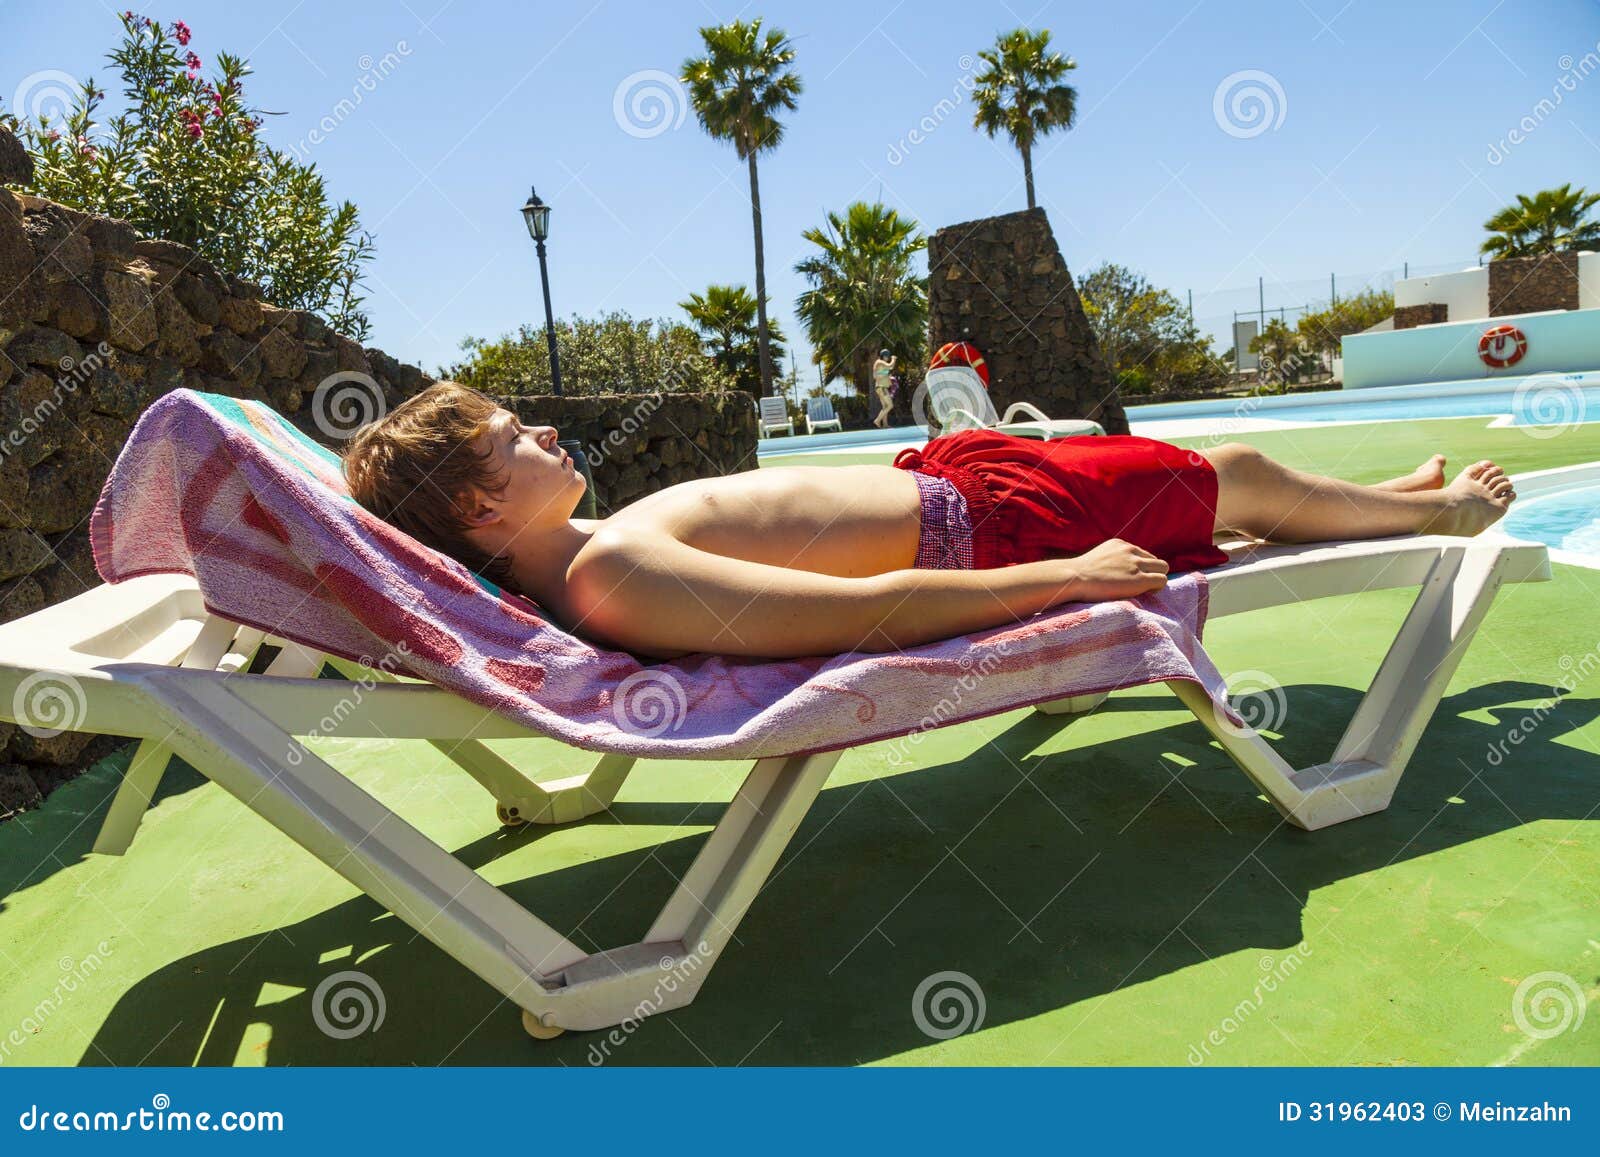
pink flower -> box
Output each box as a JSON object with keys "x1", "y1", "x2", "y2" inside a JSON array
[
  {"x1": 174, "y1": 20, "x2": 192, "y2": 45},
  {"x1": 46, "y1": 129, "x2": 61, "y2": 142},
  {"x1": 186, "y1": 122, "x2": 203, "y2": 140},
  {"x1": 186, "y1": 69, "x2": 200, "y2": 81},
  {"x1": 185, "y1": 51, "x2": 202, "y2": 70}
]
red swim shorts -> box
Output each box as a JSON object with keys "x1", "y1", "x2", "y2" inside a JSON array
[{"x1": 893, "y1": 428, "x2": 1228, "y2": 573}]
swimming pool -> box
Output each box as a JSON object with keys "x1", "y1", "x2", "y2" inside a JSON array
[
  {"x1": 756, "y1": 370, "x2": 1600, "y2": 458},
  {"x1": 1503, "y1": 462, "x2": 1600, "y2": 567}
]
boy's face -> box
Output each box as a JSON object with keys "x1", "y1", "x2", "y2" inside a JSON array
[{"x1": 461, "y1": 408, "x2": 586, "y2": 541}]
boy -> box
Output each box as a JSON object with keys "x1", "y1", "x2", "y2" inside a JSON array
[{"x1": 342, "y1": 382, "x2": 1515, "y2": 660}]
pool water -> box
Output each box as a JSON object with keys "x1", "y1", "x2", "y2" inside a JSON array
[
  {"x1": 1503, "y1": 483, "x2": 1600, "y2": 559},
  {"x1": 756, "y1": 370, "x2": 1600, "y2": 458}
]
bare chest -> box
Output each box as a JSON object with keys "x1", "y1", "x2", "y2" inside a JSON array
[{"x1": 604, "y1": 464, "x2": 922, "y2": 576}]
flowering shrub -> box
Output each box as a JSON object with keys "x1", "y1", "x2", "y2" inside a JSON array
[{"x1": 5, "y1": 13, "x2": 373, "y2": 339}]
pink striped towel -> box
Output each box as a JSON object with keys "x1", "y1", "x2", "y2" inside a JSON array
[{"x1": 88, "y1": 389, "x2": 1235, "y2": 759}]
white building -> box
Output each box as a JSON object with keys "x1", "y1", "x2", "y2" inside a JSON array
[{"x1": 1340, "y1": 252, "x2": 1600, "y2": 389}]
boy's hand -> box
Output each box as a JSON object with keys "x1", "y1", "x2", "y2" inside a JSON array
[{"x1": 1058, "y1": 538, "x2": 1169, "y2": 602}]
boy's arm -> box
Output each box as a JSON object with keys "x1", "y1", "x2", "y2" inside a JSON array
[{"x1": 565, "y1": 531, "x2": 1168, "y2": 659}]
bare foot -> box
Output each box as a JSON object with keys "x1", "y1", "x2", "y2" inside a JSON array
[
  {"x1": 1420, "y1": 460, "x2": 1516, "y2": 536},
  {"x1": 1376, "y1": 454, "x2": 1447, "y2": 492}
]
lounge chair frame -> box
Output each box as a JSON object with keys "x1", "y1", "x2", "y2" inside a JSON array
[{"x1": 0, "y1": 535, "x2": 1548, "y2": 1038}]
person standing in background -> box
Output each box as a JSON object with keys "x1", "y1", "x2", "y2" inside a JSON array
[{"x1": 872, "y1": 350, "x2": 897, "y2": 429}]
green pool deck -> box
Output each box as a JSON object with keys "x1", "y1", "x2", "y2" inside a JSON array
[{"x1": 1, "y1": 417, "x2": 1597, "y2": 1067}]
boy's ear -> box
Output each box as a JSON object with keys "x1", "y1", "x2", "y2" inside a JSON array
[{"x1": 456, "y1": 489, "x2": 500, "y2": 529}]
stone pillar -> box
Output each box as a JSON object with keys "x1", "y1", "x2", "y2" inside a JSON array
[
  {"x1": 1488, "y1": 253, "x2": 1580, "y2": 316},
  {"x1": 1393, "y1": 303, "x2": 1448, "y2": 330},
  {"x1": 927, "y1": 208, "x2": 1127, "y2": 434}
]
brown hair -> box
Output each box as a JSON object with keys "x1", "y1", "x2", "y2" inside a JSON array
[{"x1": 341, "y1": 381, "x2": 516, "y2": 587}]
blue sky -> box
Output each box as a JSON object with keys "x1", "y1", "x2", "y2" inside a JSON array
[{"x1": 5, "y1": 0, "x2": 1598, "y2": 380}]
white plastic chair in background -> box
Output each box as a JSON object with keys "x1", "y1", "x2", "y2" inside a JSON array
[
  {"x1": 757, "y1": 396, "x2": 794, "y2": 438},
  {"x1": 924, "y1": 365, "x2": 1104, "y2": 439},
  {"x1": 804, "y1": 395, "x2": 843, "y2": 434}
]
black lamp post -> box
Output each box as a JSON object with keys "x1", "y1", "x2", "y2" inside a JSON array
[{"x1": 520, "y1": 186, "x2": 563, "y2": 397}]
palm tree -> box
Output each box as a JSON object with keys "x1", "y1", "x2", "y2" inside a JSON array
[
  {"x1": 682, "y1": 20, "x2": 801, "y2": 397},
  {"x1": 971, "y1": 28, "x2": 1078, "y2": 210},
  {"x1": 794, "y1": 202, "x2": 927, "y2": 404},
  {"x1": 680, "y1": 283, "x2": 786, "y2": 400},
  {"x1": 1481, "y1": 183, "x2": 1600, "y2": 259}
]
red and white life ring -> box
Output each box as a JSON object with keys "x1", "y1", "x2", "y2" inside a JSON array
[{"x1": 1478, "y1": 324, "x2": 1528, "y2": 369}]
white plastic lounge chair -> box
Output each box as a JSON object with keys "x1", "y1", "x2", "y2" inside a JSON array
[
  {"x1": 0, "y1": 533, "x2": 1548, "y2": 1038},
  {"x1": 757, "y1": 396, "x2": 793, "y2": 438},
  {"x1": 805, "y1": 395, "x2": 843, "y2": 434},
  {"x1": 925, "y1": 364, "x2": 1104, "y2": 439}
]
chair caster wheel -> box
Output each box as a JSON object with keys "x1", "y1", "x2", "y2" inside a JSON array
[
  {"x1": 496, "y1": 804, "x2": 527, "y2": 828},
  {"x1": 522, "y1": 1009, "x2": 565, "y2": 1039}
]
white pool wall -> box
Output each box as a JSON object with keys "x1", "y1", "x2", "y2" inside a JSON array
[{"x1": 1341, "y1": 307, "x2": 1600, "y2": 389}]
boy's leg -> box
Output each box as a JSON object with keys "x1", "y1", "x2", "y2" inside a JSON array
[{"x1": 1201, "y1": 443, "x2": 1516, "y2": 543}]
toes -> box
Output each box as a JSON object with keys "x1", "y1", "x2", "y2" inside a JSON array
[{"x1": 1465, "y1": 460, "x2": 1494, "y2": 479}]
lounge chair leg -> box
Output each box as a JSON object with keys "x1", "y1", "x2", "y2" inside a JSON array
[
  {"x1": 429, "y1": 740, "x2": 636, "y2": 826},
  {"x1": 1170, "y1": 544, "x2": 1515, "y2": 830},
  {"x1": 518, "y1": 751, "x2": 844, "y2": 1034},
  {"x1": 91, "y1": 738, "x2": 174, "y2": 856}
]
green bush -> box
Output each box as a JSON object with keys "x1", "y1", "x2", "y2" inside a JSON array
[
  {"x1": 446, "y1": 311, "x2": 734, "y2": 396},
  {"x1": 4, "y1": 14, "x2": 373, "y2": 339}
]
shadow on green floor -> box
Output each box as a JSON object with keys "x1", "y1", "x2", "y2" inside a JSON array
[{"x1": 67, "y1": 679, "x2": 1598, "y2": 1067}]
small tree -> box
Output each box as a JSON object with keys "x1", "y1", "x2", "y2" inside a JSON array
[
  {"x1": 1296, "y1": 288, "x2": 1393, "y2": 364},
  {"x1": 682, "y1": 20, "x2": 802, "y2": 397},
  {"x1": 971, "y1": 28, "x2": 1078, "y2": 210},
  {"x1": 794, "y1": 202, "x2": 927, "y2": 401},
  {"x1": 1078, "y1": 262, "x2": 1227, "y2": 395},
  {"x1": 1250, "y1": 318, "x2": 1317, "y2": 391},
  {"x1": 1481, "y1": 184, "x2": 1600, "y2": 259},
  {"x1": 679, "y1": 284, "x2": 786, "y2": 401},
  {"x1": 9, "y1": 14, "x2": 373, "y2": 338}
]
